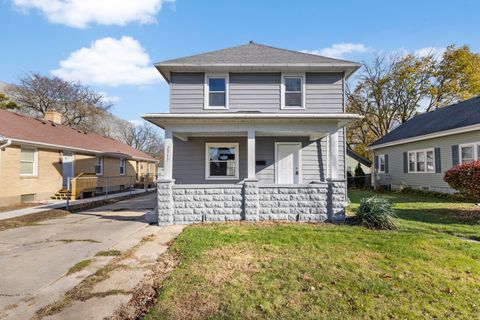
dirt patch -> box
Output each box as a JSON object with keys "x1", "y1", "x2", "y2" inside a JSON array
[
  {"x1": 95, "y1": 250, "x2": 122, "y2": 257},
  {"x1": 0, "y1": 202, "x2": 45, "y2": 213},
  {"x1": 0, "y1": 209, "x2": 69, "y2": 231},
  {"x1": 203, "y1": 246, "x2": 260, "y2": 286},
  {"x1": 57, "y1": 239, "x2": 101, "y2": 244},
  {"x1": 149, "y1": 244, "x2": 269, "y2": 320},
  {"x1": 111, "y1": 251, "x2": 181, "y2": 320}
]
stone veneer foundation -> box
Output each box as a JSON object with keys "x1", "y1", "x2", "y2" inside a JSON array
[{"x1": 157, "y1": 179, "x2": 347, "y2": 225}]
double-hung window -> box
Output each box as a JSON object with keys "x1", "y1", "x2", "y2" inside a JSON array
[
  {"x1": 460, "y1": 143, "x2": 480, "y2": 164},
  {"x1": 378, "y1": 154, "x2": 385, "y2": 173},
  {"x1": 408, "y1": 149, "x2": 435, "y2": 173},
  {"x1": 282, "y1": 74, "x2": 305, "y2": 109},
  {"x1": 119, "y1": 158, "x2": 126, "y2": 175},
  {"x1": 205, "y1": 143, "x2": 239, "y2": 180},
  {"x1": 95, "y1": 156, "x2": 103, "y2": 176},
  {"x1": 205, "y1": 74, "x2": 228, "y2": 109},
  {"x1": 20, "y1": 147, "x2": 38, "y2": 176}
]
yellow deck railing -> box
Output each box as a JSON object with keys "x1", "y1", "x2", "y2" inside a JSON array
[{"x1": 71, "y1": 173, "x2": 98, "y2": 200}]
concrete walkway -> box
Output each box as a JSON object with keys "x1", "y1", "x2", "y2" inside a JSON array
[
  {"x1": 0, "y1": 193, "x2": 182, "y2": 320},
  {"x1": 0, "y1": 188, "x2": 156, "y2": 220}
]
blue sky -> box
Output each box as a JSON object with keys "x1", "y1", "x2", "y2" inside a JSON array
[{"x1": 1, "y1": 0, "x2": 479, "y2": 123}]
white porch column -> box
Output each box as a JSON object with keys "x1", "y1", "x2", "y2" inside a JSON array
[
  {"x1": 164, "y1": 128, "x2": 173, "y2": 180},
  {"x1": 329, "y1": 130, "x2": 339, "y2": 179},
  {"x1": 247, "y1": 129, "x2": 256, "y2": 179}
]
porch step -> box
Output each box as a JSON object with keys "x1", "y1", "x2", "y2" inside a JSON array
[{"x1": 50, "y1": 189, "x2": 73, "y2": 200}]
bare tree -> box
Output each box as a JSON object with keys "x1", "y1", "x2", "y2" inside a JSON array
[
  {"x1": 346, "y1": 53, "x2": 435, "y2": 157},
  {"x1": 7, "y1": 73, "x2": 111, "y2": 131},
  {"x1": 118, "y1": 121, "x2": 164, "y2": 159}
]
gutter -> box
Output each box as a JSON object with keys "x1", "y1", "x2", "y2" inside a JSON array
[
  {"x1": 142, "y1": 113, "x2": 363, "y2": 120},
  {"x1": 6, "y1": 138, "x2": 158, "y2": 163},
  {"x1": 0, "y1": 136, "x2": 11, "y2": 149}
]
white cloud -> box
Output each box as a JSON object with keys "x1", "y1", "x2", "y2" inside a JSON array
[
  {"x1": 129, "y1": 119, "x2": 145, "y2": 127},
  {"x1": 302, "y1": 43, "x2": 370, "y2": 59},
  {"x1": 12, "y1": 0, "x2": 174, "y2": 28},
  {"x1": 414, "y1": 46, "x2": 446, "y2": 60},
  {"x1": 99, "y1": 92, "x2": 121, "y2": 104},
  {"x1": 51, "y1": 36, "x2": 159, "y2": 87}
]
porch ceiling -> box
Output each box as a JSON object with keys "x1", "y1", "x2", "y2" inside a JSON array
[{"x1": 172, "y1": 130, "x2": 329, "y2": 141}]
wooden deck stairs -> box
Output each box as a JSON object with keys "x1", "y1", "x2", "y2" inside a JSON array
[{"x1": 50, "y1": 188, "x2": 73, "y2": 200}]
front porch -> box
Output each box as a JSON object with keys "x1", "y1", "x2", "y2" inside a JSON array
[{"x1": 145, "y1": 113, "x2": 361, "y2": 224}]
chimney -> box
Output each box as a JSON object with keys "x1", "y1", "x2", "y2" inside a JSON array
[{"x1": 45, "y1": 110, "x2": 62, "y2": 125}]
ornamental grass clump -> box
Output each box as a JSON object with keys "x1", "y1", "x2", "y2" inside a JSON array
[{"x1": 349, "y1": 196, "x2": 396, "y2": 230}]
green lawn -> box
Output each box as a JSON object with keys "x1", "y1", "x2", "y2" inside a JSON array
[{"x1": 146, "y1": 190, "x2": 480, "y2": 320}]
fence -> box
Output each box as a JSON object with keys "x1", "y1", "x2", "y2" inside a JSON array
[
  {"x1": 347, "y1": 174, "x2": 372, "y2": 189},
  {"x1": 68, "y1": 174, "x2": 157, "y2": 200}
]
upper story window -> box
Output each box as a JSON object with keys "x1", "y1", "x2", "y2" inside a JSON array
[
  {"x1": 460, "y1": 143, "x2": 480, "y2": 164},
  {"x1": 205, "y1": 74, "x2": 228, "y2": 109},
  {"x1": 408, "y1": 149, "x2": 434, "y2": 173},
  {"x1": 95, "y1": 156, "x2": 103, "y2": 176},
  {"x1": 281, "y1": 74, "x2": 305, "y2": 109},
  {"x1": 119, "y1": 158, "x2": 126, "y2": 175},
  {"x1": 20, "y1": 147, "x2": 38, "y2": 176}
]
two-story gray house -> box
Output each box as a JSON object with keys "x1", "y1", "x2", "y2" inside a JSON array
[{"x1": 144, "y1": 42, "x2": 362, "y2": 225}]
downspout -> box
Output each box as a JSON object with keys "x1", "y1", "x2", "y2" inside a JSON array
[{"x1": 0, "y1": 137, "x2": 11, "y2": 176}]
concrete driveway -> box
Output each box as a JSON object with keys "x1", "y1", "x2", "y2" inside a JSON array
[{"x1": 0, "y1": 193, "x2": 160, "y2": 319}]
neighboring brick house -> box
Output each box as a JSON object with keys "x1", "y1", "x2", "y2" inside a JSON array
[
  {"x1": 0, "y1": 109, "x2": 158, "y2": 206},
  {"x1": 369, "y1": 97, "x2": 480, "y2": 193},
  {"x1": 143, "y1": 42, "x2": 362, "y2": 224}
]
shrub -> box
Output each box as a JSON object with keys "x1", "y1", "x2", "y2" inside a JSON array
[
  {"x1": 348, "y1": 196, "x2": 396, "y2": 230},
  {"x1": 444, "y1": 161, "x2": 480, "y2": 200},
  {"x1": 354, "y1": 163, "x2": 366, "y2": 177},
  {"x1": 353, "y1": 163, "x2": 367, "y2": 188}
]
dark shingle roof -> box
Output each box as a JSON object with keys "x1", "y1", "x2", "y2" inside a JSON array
[
  {"x1": 370, "y1": 97, "x2": 480, "y2": 147},
  {"x1": 156, "y1": 42, "x2": 358, "y2": 65},
  {"x1": 155, "y1": 42, "x2": 360, "y2": 82},
  {"x1": 347, "y1": 148, "x2": 372, "y2": 167}
]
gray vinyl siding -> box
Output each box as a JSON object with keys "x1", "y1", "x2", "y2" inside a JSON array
[
  {"x1": 373, "y1": 130, "x2": 480, "y2": 192},
  {"x1": 305, "y1": 73, "x2": 344, "y2": 113},
  {"x1": 170, "y1": 73, "x2": 204, "y2": 113},
  {"x1": 169, "y1": 72, "x2": 343, "y2": 113},
  {"x1": 172, "y1": 130, "x2": 345, "y2": 184},
  {"x1": 229, "y1": 73, "x2": 280, "y2": 111}
]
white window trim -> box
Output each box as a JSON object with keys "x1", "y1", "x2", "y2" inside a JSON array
[
  {"x1": 407, "y1": 148, "x2": 435, "y2": 173},
  {"x1": 280, "y1": 73, "x2": 306, "y2": 110},
  {"x1": 377, "y1": 154, "x2": 385, "y2": 174},
  {"x1": 205, "y1": 142, "x2": 239, "y2": 180},
  {"x1": 20, "y1": 147, "x2": 38, "y2": 177},
  {"x1": 274, "y1": 142, "x2": 303, "y2": 184},
  {"x1": 459, "y1": 142, "x2": 480, "y2": 164},
  {"x1": 95, "y1": 156, "x2": 104, "y2": 176},
  {"x1": 120, "y1": 157, "x2": 126, "y2": 176},
  {"x1": 204, "y1": 73, "x2": 229, "y2": 110}
]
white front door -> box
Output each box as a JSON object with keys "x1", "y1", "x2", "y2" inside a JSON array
[
  {"x1": 62, "y1": 151, "x2": 74, "y2": 188},
  {"x1": 275, "y1": 142, "x2": 301, "y2": 184}
]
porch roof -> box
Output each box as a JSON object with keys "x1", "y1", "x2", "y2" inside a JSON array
[{"x1": 143, "y1": 113, "x2": 362, "y2": 129}]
